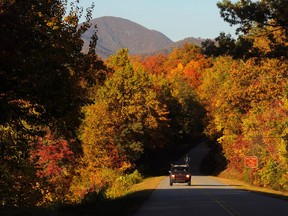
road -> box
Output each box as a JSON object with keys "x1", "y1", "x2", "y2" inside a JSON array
[{"x1": 134, "y1": 142, "x2": 288, "y2": 216}]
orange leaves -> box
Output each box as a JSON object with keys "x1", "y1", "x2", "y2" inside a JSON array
[
  {"x1": 164, "y1": 44, "x2": 203, "y2": 73},
  {"x1": 141, "y1": 54, "x2": 167, "y2": 75},
  {"x1": 141, "y1": 44, "x2": 211, "y2": 92},
  {"x1": 183, "y1": 57, "x2": 211, "y2": 89}
]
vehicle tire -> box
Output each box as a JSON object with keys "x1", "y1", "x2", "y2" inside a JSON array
[
  {"x1": 187, "y1": 181, "x2": 191, "y2": 186},
  {"x1": 170, "y1": 181, "x2": 173, "y2": 186}
]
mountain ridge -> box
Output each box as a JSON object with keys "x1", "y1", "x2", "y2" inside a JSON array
[{"x1": 82, "y1": 16, "x2": 206, "y2": 58}]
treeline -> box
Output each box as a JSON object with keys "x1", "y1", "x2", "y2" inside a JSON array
[
  {"x1": 200, "y1": 0, "x2": 288, "y2": 190},
  {"x1": 1, "y1": 1, "x2": 204, "y2": 206},
  {"x1": 73, "y1": 47, "x2": 205, "y2": 201},
  {"x1": 1, "y1": 0, "x2": 288, "y2": 208}
]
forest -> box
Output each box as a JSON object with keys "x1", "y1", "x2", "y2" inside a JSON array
[{"x1": 1, "y1": 0, "x2": 288, "y2": 207}]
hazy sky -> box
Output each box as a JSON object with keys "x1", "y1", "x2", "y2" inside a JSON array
[{"x1": 74, "y1": 0, "x2": 237, "y2": 42}]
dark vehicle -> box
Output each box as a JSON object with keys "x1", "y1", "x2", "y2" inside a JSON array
[{"x1": 169, "y1": 164, "x2": 191, "y2": 186}]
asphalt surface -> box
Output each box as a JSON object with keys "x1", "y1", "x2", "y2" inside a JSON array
[{"x1": 134, "y1": 142, "x2": 288, "y2": 216}]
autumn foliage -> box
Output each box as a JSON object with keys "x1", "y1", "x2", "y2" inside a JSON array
[
  {"x1": 30, "y1": 132, "x2": 74, "y2": 179},
  {"x1": 70, "y1": 48, "x2": 204, "y2": 200},
  {"x1": 198, "y1": 0, "x2": 288, "y2": 191},
  {"x1": 199, "y1": 56, "x2": 288, "y2": 190},
  {"x1": 2, "y1": 0, "x2": 288, "y2": 209}
]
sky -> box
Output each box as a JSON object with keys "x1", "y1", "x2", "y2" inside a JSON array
[{"x1": 74, "y1": 0, "x2": 237, "y2": 42}]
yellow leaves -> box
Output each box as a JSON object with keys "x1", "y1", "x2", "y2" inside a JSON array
[
  {"x1": 248, "y1": 19, "x2": 288, "y2": 56},
  {"x1": 177, "y1": 62, "x2": 184, "y2": 70},
  {"x1": 63, "y1": 13, "x2": 78, "y2": 26},
  {"x1": 253, "y1": 36, "x2": 271, "y2": 54},
  {"x1": 120, "y1": 161, "x2": 132, "y2": 171},
  {"x1": 167, "y1": 63, "x2": 184, "y2": 81},
  {"x1": 104, "y1": 170, "x2": 143, "y2": 199},
  {"x1": 79, "y1": 102, "x2": 124, "y2": 178},
  {"x1": 200, "y1": 55, "x2": 288, "y2": 189},
  {"x1": 144, "y1": 115, "x2": 158, "y2": 129},
  {"x1": 46, "y1": 17, "x2": 60, "y2": 30},
  {"x1": 46, "y1": 21, "x2": 59, "y2": 30}
]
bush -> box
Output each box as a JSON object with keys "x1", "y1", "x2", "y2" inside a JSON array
[{"x1": 105, "y1": 170, "x2": 143, "y2": 199}]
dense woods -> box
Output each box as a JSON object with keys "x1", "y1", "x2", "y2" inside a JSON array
[{"x1": 1, "y1": 0, "x2": 288, "y2": 208}]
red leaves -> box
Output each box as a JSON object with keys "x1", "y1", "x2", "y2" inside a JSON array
[
  {"x1": 106, "y1": 143, "x2": 127, "y2": 169},
  {"x1": 30, "y1": 131, "x2": 74, "y2": 179}
]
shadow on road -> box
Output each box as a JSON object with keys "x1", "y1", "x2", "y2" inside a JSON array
[
  {"x1": 134, "y1": 179, "x2": 288, "y2": 216},
  {"x1": 2, "y1": 180, "x2": 287, "y2": 216}
]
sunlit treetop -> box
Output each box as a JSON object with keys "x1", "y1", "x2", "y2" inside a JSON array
[{"x1": 217, "y1": 0, "x2": 288, "y2": 37}]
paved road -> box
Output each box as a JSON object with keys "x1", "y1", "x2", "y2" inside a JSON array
[{"x1": 134, "y1": 143, "x2": 288, "y2": 216}]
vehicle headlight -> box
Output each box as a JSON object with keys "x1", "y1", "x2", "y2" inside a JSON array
[
  {"x1": 186, "y1": 174, "x2": 190, "y2": 178},
  {"x1": 171, "y1": 174, "x2": 175, "y2": 178}
]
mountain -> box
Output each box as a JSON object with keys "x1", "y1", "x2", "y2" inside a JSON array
[
  {"x1": 174, "y1": 37, "x2": 205, "y2": 48},
  {"x1": 82, "y1": 16, "x2": 174, "y2": 58},
  {"x1": 142, "y1": 37, "x2": 207, "y2": 57},
  {"x1": 82, "y1": 16, "x2": 206, "y2": 58}
]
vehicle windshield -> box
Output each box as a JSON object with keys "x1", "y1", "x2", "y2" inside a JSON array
[{"x1": 172, "y1": 167, "x2": 187, "y2": 172}]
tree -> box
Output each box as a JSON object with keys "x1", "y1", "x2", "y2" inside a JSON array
[
  {"x1": 29, "y1": 129, "x2": 76, "y2": 204},
  {"x1": 166, "y1": 69, "x2": 204, "y2": 141},
  {"x1": 72, "y1": 49, "x2": 170, "y2": 197},
  {"x1": 201, "y1": 33, "x2": 237, "y2": 57},
  {"x1": 0, "y1": 0, "x2": 106, "y2": 206},
  {"x1": 202, "y1": 1, "x2": 288, "y2": 59},
  {"x1": 217, "y1": 0, "x2": 288, "y2": 36},
  {"x1": 183, "y1": 53, "x2": 212, "y2": 89},
  {"x1": 199, "y1": 56, "x2": 288, "y2": 190},
  {"x1": 164, "y1": 44, "x2": 202, "y2": 72},
  {"x1": 98, "y1": 49, "x2": 170, "y2": 160},
  {"x1": 201, "y1": 32, "x2": 261, "y2": 59},
  {"x1": 0, "y1": 0, "x2": 104, "y2": 134},
  {"x1": 141, "y1": 54, "x2": 167, "y2": 75},
  {"x1": 216, "y1": 0, "x2": 288, "y2": 59}
]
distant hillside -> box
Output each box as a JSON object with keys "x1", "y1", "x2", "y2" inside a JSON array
[
  {"x1": 82, "y1": 16, "x2": 207, "y2": 58},
  {"x1": 174, "y1": 37, "x2": 205, "y2": 47},
  {"x1": 144, "y1": 37, "x2": 207, "y2": 57},
  {"x1": 82, "y1": 16, "x2": 174, "y2": 58}
]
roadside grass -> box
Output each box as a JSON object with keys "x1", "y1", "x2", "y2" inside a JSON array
[
  {"x1": 200, "y1": 141, "x2": 288, "y2": 201},
  {"x1": 127, "y1": 176, "x2": 164, "y2": 195},
  {"x1": 0, "y1": 176, "x2": 164, "y2": 216},
  {"x1": 210, "y1": 170, "x2": 288, "y2": 201},
  {"x1": 58, "y1": 176, "x2": 165, "y2": 216},
  {"x1": 105, "y1": 176, "x2": 165, "y2": 216}
]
